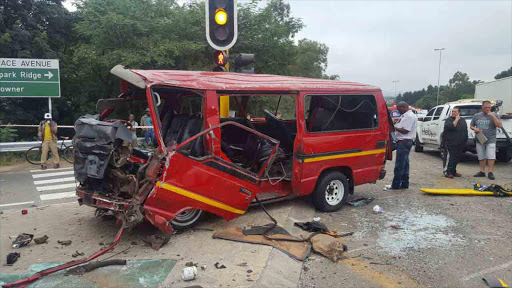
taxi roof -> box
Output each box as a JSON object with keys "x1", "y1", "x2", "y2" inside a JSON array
[{"x1": 111, "y1": 65, "x2": 381, "y2": 93}]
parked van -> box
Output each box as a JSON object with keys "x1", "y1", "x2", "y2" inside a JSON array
[{"x1": 74, "y1": 65, "x2": 393, "y2": 233}]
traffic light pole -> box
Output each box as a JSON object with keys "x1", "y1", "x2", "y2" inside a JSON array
[{"x1": 219, "y1": 50, "x2": 229, "y2": 118}]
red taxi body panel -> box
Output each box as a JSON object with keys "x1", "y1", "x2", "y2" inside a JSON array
[{"x1": 77, "y1": 69, "x2": 391, "y2": 233}]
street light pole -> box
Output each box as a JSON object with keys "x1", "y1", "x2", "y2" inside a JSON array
[
  {"x1": 434, "y1": 48, "x2": 445, "y2": 106},
  {"x1": 393, "y1": 80, "x2": 399, "y2": 98}
]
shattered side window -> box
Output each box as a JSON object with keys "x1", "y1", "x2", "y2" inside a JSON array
[{"x1": 305, "y1": 94, "x2": 379, "y2": 132}]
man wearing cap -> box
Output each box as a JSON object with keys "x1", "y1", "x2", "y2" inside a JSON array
[
  {"x1": 140, "y1": 108, "x2": 155, "y2": 146},
  {"x1": 37, "y1": 113, "x2": 59, "y2": 170}
]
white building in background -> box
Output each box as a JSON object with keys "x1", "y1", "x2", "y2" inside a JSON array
[{"x1": 475, "y1": 76, "x2": 512, "y2": 115}]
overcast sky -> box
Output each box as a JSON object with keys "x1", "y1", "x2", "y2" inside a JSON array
[
  {"x1": 64, "y1": 0, "x2": 511, "y2": 97},
  {"x1": 288, "y1": 0, "x2": 512, "y2": 96}
]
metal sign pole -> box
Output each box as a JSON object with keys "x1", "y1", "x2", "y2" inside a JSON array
[{"x1": 48, "y1": 97, "x2": 52, "y2": 115}]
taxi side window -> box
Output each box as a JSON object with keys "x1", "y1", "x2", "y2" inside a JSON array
[
  {"x1": 305, "y1": 94, "x2": 378, "y2": 132},
  {"x1": 423, "y1": 108, "x2": 436, "y2": 122}
]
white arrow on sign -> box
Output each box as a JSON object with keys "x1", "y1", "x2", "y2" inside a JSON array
[{"x1": 44, "y1": 71, "x2": 53, "y2": 79}]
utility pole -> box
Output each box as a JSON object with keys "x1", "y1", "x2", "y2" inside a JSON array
[
  {"x1": 434, "y1": 48, "x2": 445, "y2": 106},
  {"x1": 393, "y1": 80, "x2": 399, "y2": 98}
]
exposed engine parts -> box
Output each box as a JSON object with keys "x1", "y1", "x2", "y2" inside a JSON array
[{"x1": 74, "y1": 115, "x2": 165, "y2": 230}]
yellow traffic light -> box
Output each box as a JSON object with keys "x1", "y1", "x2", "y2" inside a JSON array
[{"x1": 215, "y1": 9, "x2": 227, "y2": 25}]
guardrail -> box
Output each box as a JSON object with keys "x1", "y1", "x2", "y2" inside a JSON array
[
  {"x1": 0, "y1": 140, "x2": 73, "y2": 152},
  {"x1": 0, "y1": 138, "x2": 146, "y2": 153}
]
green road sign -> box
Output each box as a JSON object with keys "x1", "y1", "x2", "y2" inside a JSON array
[{"x1": 0, "y1": 58, "x2": 60, "y2": 97}]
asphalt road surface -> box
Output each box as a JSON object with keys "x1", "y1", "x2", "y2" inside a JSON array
[
  {"x1": 0, "y1": 162, "x2": 77, "y2": 210},
  {"x1": 1, "y1": 149, "x2": 511, "y2": 288},
  {"x1": 300, "y1": 149, "x2": 512, "y2": 288}
]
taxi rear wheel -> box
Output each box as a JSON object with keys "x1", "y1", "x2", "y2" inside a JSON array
[{"x1": 312, "y1": 171, "x2": 348, "y2": 212}]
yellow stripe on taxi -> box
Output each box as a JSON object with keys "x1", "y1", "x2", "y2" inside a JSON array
[
  {"x1": 303, "y1": 148, "x2": 386, "y2": 163},
  {"x1": 156, "y1": 181, "x2": 246, "y2": 215}
]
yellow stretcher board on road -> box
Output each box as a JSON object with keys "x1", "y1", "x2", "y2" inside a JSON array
[{"x1": 420, "y1": 188, "x2": 512, "y2": 196}]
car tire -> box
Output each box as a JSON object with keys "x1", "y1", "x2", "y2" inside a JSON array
[
  {"x1": 496, "y1": 149, "x2": 512, "y2": 162},
  {"x1": 312, "y1": 171, "x2": 349, "y2": 212},
  {"x1": 414, "y1": 135, "x2": 424, "y2": 152},
  {"x1": 170, "y1": 209, "x2": 203, "y2": 231}
]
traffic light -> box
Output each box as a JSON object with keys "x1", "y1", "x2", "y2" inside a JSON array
[
  {"x1": 212, "y1": 50, "x2": 229, "y2": 72},
  {"x1": 234, "y1": 53, "x2": 255, "y2": 73},
  {"x1": 206, "y1": 0, "x2": 237, "y2": 51}
]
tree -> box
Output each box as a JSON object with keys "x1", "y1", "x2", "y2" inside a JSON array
[
  {"x1": 400, "y1": 71, "x2": 480, "y2": 110},
  {"x1": 1, "y1": 0, "x2": 334, "y2": 140},
  {"x1": 0, "y1": 0, "x2": 76, "y2": 139},
  {"x1": 495, "y1": 67, "x2": 512, "y2": 79}
]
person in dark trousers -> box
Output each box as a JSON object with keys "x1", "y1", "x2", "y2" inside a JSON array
[
  {"x1": 442, "y1": 107, "x2": 468, "y2": 178},
  {"x1": 390, "y1": 101, "x2": 417, "y2": 190}
]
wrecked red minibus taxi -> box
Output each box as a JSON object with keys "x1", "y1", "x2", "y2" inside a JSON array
[{"x1": 74, "y1": 65, "x2": 393, "y2": 234}]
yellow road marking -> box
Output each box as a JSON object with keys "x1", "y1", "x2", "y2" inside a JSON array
[
  {"x1": 156, "y1": 181, "x2": 246, "y2": 215},
  {"x1": 304, "y1": 148, "x2": 386, "y2": 163}
]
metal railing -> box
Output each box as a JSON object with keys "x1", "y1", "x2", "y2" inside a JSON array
[{"x1": 0, "y1": 138, "x2": 147, "y2": 153}]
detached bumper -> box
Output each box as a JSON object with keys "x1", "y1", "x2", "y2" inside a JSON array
[
  {"x1": 76, "y1": 187, "x2": 130, "y2": 211},
  {"x1": 76, "y1": 187, "x2": 175, "y2": 234}
]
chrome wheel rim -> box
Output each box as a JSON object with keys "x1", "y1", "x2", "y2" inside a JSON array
[
  {"x1": 171, "y1": 209, "x2": 203, "y2": 227},
  {"x1": 325, "y1": 180, "x2": 344, "y2": 206}
]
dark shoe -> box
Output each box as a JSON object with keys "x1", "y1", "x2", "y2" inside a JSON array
[
  {"x1": 488, "y1": 172, "x2": 495, "y2": 180},
  {"x1": 54, "y1": 163, "x2": 60, "y2": 169},
  {"x1": 474, "y1": 171, "x2": 486, "y2": 177},
  {"x1": 41, "y1": 164, "x2": 47, "y2": 170},
  {"x1": 445, "y1": 174, "x2": 454, "y2": 179},
  {"x1": 454, "y1": 173, "x2": 462, "y2": 177}
]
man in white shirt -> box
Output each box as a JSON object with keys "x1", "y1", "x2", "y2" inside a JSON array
[{"x1": 390, "y1": 101, "x2": 417, "y2": 190}]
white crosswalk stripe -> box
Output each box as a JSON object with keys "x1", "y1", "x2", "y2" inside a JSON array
[
  {"x1": 30, "y1": 167, "x2": 78, "y2": 204},
  {"x1": 34, "y1": 177, "x2": 75, "y2": 185},
  {"x1": 30, "y1": 167, "x2": 74, "y2": 173},
  {"x1": 32, "y1": 170, "x2": 74, "y2": 179},
  {"x1": 40, "y1": 191, "x2": 76, "y2": 201}
]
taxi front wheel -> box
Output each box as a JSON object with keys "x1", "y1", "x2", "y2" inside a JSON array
[{"x1": 313, "y1": 171, "x2": 348, "y2": 212}]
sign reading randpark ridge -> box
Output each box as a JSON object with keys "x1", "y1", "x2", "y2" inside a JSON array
[{"x1": 0, "y1": 58, "x2": 60, "y2": 98}]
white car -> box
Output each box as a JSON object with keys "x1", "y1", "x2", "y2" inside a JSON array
[{"x1": 415, "y1": 99, "x2": 512, "y2": 162}]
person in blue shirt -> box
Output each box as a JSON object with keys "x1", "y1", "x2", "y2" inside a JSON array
[{"x1": 140, "y1": 108, "x2": 155, "y2": 146}]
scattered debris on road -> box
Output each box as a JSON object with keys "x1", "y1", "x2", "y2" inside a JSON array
[
  {"x1": 182, "y1": 266, "x2": 198, "y2": 281},
  {"x1": 6, "y1": 252, "x2": 21, "y2": 265},
  {"x1": 214, "y1": 262, "x2": 226, "y2": 269},
  {"x1": 347, "y1": 197, "x2": 374, "y2": 207},
  {"x1": 389, "y1": 225, "x2": 403, "y2": 230},
  {"x1": 57, "y1": 240, "x2": 72, "y2": 246},
  {"x1": 185, "y1": 261, "x2": 198, "y2": 267},
  {"x1": 295, "y1": 221, "x2": 330, "y2": 233},
  {"x1": 482, "y1": 276, "x2": 509, "y2": 288},
  {"x1": 142, "y1": 234, "x2": 170, "y2": 251},
  {"x1": 309, "y1": 234, "x2": 347, "y2": 262},
  {"x1": 21, "y1": 209, "x2": 28, "y2": 215},
  {"x1": 373, "y1": 205, "x2": 383, "y2": 213},
  {"x1": 34, "y1": 235, "x2": 49, "y2": 244},
  {"x1": 65, "y1": 259, "x2": 127, "y2": 276},
  {"x1": 10, "y1": 233, "x2": 34, "y2": 248},
  {"x1": 72, "y1": 251, "x2": 85, "y2": 258}
]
